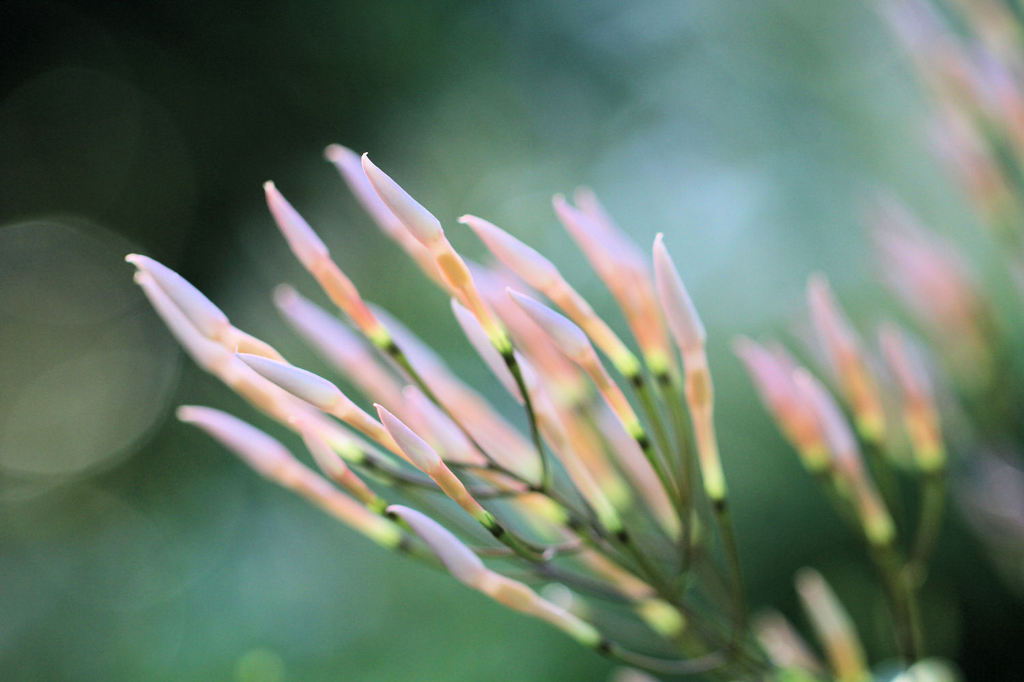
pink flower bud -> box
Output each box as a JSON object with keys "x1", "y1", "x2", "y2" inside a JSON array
[{"x1": 264, "y1": 181, "x2": 329, "y2": 271}]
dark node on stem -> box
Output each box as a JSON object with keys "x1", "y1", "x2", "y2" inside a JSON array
[
  {"x1": 488, "y1": 523, "x2": 507, "y2": 539},
  {"x1": 566, "y1": 517, "x2": 584, "y2": 531},
  {"x1": 628, "y1": 372, "x2": 644, "y2": 389},
  {"x1": 383, "y1": 339, "x2": 401, "y2": 357},
  {"x1": 655, "y1": 370, "x2": 672, "y2": 388},
  {"x1": 501, "y1": 348, "x2": 516, "y2": 368},
  {"x1": 362, "y1": 459, "x2": 378, "y2": 471},
  {"x1": 596, "y1": 639, "x2": 612, "y2": 655},
  {"x1": 396, "y1": 535, "x2": 414, "y2": 554},
  {"x1": 615, "y1": 529, "x2": 630, "y2": 544},
  {"x1": 385, "y1": 510, "x2": 400, "y2": 521},
  {"x1": 711, "y1": 497, "x2": 727, "y2": 514},
  {"x1": 636, "y1": 433, "x2": 652, "y2": 451}
]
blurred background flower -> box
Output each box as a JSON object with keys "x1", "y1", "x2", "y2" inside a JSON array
[{"x1": 1, "y1": 0, "x2": 1020, "y2": 679}]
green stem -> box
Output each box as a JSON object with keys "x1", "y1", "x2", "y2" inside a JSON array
[{"x1": 906, "y1": 468, "x2": 947, "y2": 587}]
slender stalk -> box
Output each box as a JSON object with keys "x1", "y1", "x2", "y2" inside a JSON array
[
  {"x1": 906, "y1": 467, "x2": 947, "y2": 586},
  {"x1": 863, "y1": 440, "x2": 903, "y2": 532},
  {"x1": 502, "y1": 348, "x2": 553, "y2": 490},
  {"x1": 868, "y1": 537, "x2": 922, "y2": 663},
  {"x1": 712, "y1": 499, "x2": 749, "y2": 642}
]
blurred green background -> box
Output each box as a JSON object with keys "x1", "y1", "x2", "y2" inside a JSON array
[{"x1": 2, "y1": 0, "x2": 1021, "y2": 679}]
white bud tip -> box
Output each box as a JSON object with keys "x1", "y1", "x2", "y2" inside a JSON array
[
  {"x1": 237, "y1": 352, "x2": 342, "y2": 409},
  {"x1": 177, "y1": 405, "x2": 291, "y2": 475},
  {"x1": 506, "y1": 288, "x2": 591, "y2": 358},
  {"x1": 360, "y1": 153, "x2": 444, "y2": 245},
  {"x1": 125, "y1": 253, "x2": 228, "y2": 339},
  {"x1": 653, "y1": 233, "x2": 706, "y2": 352},
  {"x1": 264, "y1": 181, "x2": 329, "y2": 270},
  {"x1": 375, "y1": 403, "x2": 443, "y2": 471},
  {"x1": 386, "y1": 504, "x2": 485, "y2": 585},
  {"x1": 323, "y1": 143, "x2": 357, "y2": 164}
]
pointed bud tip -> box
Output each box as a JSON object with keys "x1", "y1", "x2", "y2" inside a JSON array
[
  {"x1": 272, "y1": 283, "x2": 298, "y2": 307},
  {"x1": 323, "y1": 143, "x2": 356, "y2": 163},
  {"x1": 176, "y1": 405, "x2": 201, "y2": 423}
]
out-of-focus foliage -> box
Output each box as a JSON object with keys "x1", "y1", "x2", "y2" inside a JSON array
[{"x1": 1, "y1": 0, "x2": 1020, "y2": 680}]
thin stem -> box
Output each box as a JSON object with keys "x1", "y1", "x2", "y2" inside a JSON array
[
  {"x1": 863, "y1": 440, "x2": 904, "y2": 534},
  {"x1": 632, "y1": 373, "x2": 682, "y2": 499},
  {"x1": 663, "y1": 371, "x2": 698, "y2": 568},
  {"x1": 600, "y1": 643, "x2": 728, "y2": 677},
  {"x1": 712, "y1": 499, "x2": 748, "y2": 643},
  {"x1": 906, "y1": 468, "x2": 948, "y2": 586},
  {"x1": 868, "y1": 537, "x2": 922, "y2": 663},
  {"x1": 502, "y1": 349, "x2": 553, "y2": 490}
]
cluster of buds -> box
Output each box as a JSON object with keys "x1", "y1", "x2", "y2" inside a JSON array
[
  {"x1": 877, "y1": 0, "x2": 1024, "y2": 593},
  {"x1": 128, "y1": 132, "x2": 972, "y2": 678},
  {"x1": 128, "y1": 146, "x2": 785, "y2": 678},
  {"x1": 737, "y1": 271, "x2": 950, "y2": 666}
]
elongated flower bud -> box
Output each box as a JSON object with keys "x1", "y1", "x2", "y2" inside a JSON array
[
  {"x1": 326, "y1": 144, "x2": 444, "y2": 284},
  {"x1": 879, "y1": 325, "x2": 945, "y2": 472},
  {"x1": 375, "y1": 403, "x2": 443, "y2": 472},
  {"x1": 179, "y1": 406, "x2": 403, "y2": 548},
  {"x1": 509, "y1": 288, "x2": 641, "y2": 438},
  {"x1": 753, "y1": 610, "x2": 825, "y2": 675},
  {"x1": 376, "y1": 405, "x2": 492, "y2": 524},
  {"x1": 734, "y1": 337, "x2": 829, "y2": 471},
  {"x1": 386, "y1": 505, "x2": 486, "y2": 584},
  {"x1": 459, "y1": 215, "x2": 560, "y2": 289},
  {"x1": 796, "y1": 569, "x2": 869, "y2": 682},
  {"x1": 274, "y1": 285, "x2": 403, "y2": 405},
  {"x1": 238, "y1": 353, "x2": 398, "y2": 454},
  {"x1": 401, "y1": 386, "x2": 486, "y2": 466},
  {"x1": 652, "y1": 233, "x2": 705, "y2": 354},
  {"x1": 126, "y1": 254, "x2": 228, "y2": 339},
  {"x1": 178, "y1": 405, "x2": 292, "y2": 478},
  {"x1": 264, "y1": 181, "x2": 330, "y2": 271},
  {"x1": 238, "y1": 353, "x2": 343, "y2": 411},
  {"x1": 507, "y1": 288, "x2": 591, "y2": 361},
  {"x1": 265, "y1": 182, "x2": 387, "y2": 345},
  {"x1": 325, "y1": 144, "x2": 408, "y2": 241},
  {"x1": 556, "y1": 193, "x2": 673, "y2": 375},
  {"x1": 389, "y1": 505, "x2": 602, "y2": 648},
  {"x1": 807, "y1": 274, "x2": 886, "y2": 443},
  {"x1": 794, "y1": 369, "x2": 895, "y2": 545},
  {"x1": 361, "y1": 154, "x2": 444, "y2": 246},
  {"x1": 127, "y1": 255, "x2": 283, "y2": 360},
  {"x1": 134, "y1": 271, "x2": 233, "y2": 375}
]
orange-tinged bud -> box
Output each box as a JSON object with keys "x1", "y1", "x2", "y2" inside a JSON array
[
  {"x1": 807, "y1": 274, "x2": 886, "y2": 443},
  {"x1": 879, "y1": 325, "x2": 945, "y2": 472},
  {"x1": 377, "y1": 405, "x2": 489, "y2": 520},
  {"x1": 734, "y1": 337, "x2": 829, "y2": 471}
]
